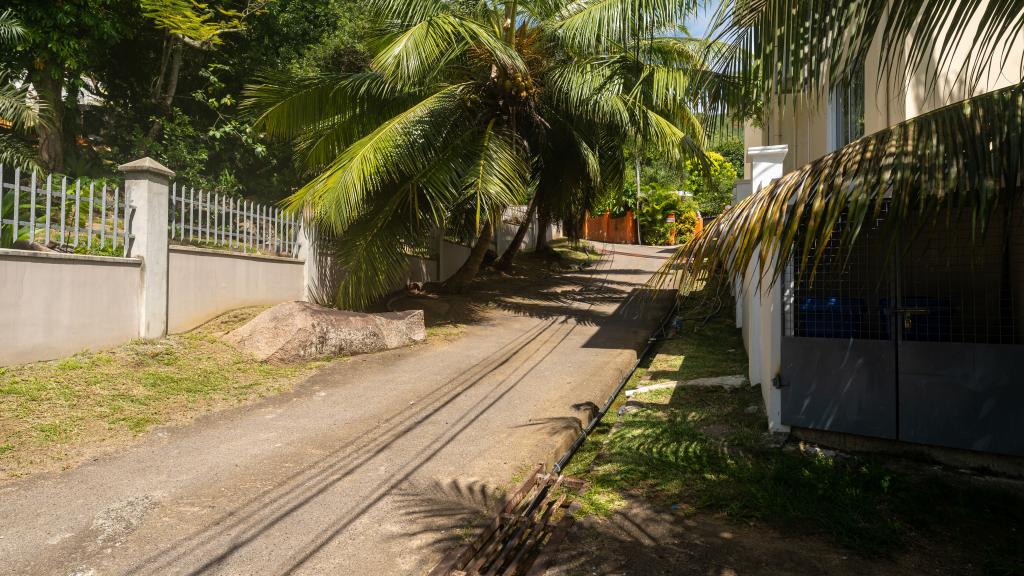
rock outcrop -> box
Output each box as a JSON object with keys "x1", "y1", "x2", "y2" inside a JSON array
[{"x1": 225, "y1": 301, "x2": 425, "y2": 363}]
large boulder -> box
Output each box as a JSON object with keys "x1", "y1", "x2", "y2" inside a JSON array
[{"x1": 225, "y1": 301, "x2": 426, "y2": 363}]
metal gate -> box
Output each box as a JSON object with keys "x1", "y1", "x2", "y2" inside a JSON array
[{"x1": 781, "y1": 201, "x2": 1024, "y2": 456}]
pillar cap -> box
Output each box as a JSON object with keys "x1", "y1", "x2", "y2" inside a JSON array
[
  {"x1": 117, "y1": 157, "x2": 175, "y2": 179},
  {"x1": 747, "y1": 145, "x2": 789, "y2": 162}
]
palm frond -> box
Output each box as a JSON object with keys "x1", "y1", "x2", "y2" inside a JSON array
[
  {"x1": 659, "y1": 81, "x2": 1024, "y2": 293},
  {"x1": 0, "y1": 9, "x2": 24, "y2": 44},
  {"x1": 0, "y1": 75, "x2": 42, "y2": 130},
  {"x1": 460, "y1": 121, "x2": 529, "y2": 230},
  {"x1": 371, "y1": 14, "x2": 529, "y2": 84},
  {"x1": 285, "y1": 83, "x2": 474, "y2": 232},
  {"x1": 551, "y1": 0, "x2": 701, "y2": 52},
  {"x1": 244, "y1": 73, "x2": 412, "y2": 140},
  {"x1": 0, "y1": 133, "x2": 39, "y2": 170},
  {"x1": 709, "y1": 0, "x2": 1024, "y2": 104}
]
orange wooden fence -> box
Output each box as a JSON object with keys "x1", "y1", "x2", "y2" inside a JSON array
[{"x1": 582, "y1": 210, "x2": 638, "y2": 244}]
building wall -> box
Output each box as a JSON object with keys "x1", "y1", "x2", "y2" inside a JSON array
[
  {"x1": 742, "y1": 11, "x2": 1024, "y2": 438},
  {"x1": 167, "y1": 245, "x2": 304, "y2": 333},
  {"x1": 0, "y1": 249, "x2": 141, "y2": 366},
  {"x1": 748, "y1": 11, "x2": 1024, "y2": 168}
]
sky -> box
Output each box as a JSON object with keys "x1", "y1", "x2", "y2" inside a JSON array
[{"x1": 688, "y1": 2, "x2": 719, "y2": 38}]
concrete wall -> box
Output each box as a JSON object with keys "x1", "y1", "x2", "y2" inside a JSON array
[
  {"x1": 0, "y1": 249, "x2": 141, "y2": 366},
  {"x1": 741, "y1": 16, "x2": 1024, "y2": 432},
  {"x1": 748, "y1": 12, "x2": 1024, "y2": 168},
  {"x1": 168, "y1": 245, "x2": 304, "y2": 333}
]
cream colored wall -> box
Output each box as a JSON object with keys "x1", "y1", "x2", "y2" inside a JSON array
[
  {"x1": 0, "y1": 250, "x2": 141, "y2": 366},
  {"x1": 167, "y1": 246, "x2": 304, "y2": 333},
  {"x1": 756, "y1": 3, "x2": 1024, "y2": 166}
]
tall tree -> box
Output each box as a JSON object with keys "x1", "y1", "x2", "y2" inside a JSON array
[
  {"x1": 2, "y1": 0, "x2": 132, "y2": 171},
  {"x1": 246, "y1": 0, "x2": 717, "y2": 308}
]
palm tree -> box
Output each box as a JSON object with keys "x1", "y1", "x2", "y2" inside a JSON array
[
  {"x1": 244, "y1": 0, "x2": 719, "y2": 309},
  {"x1": 665, "y1": 0, "x2": 1024, "y2": 288},
  {"x1": 0, "y1": 9, "x2": 44, "y2": 169}
]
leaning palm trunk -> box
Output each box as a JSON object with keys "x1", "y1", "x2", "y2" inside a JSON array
[
  {"x1": 496, "y1": 195, "x2": 538, "y2": 270},
  {"x1": 535, "y1": 209, "x2": 553, "y2": 255},
  {"x1": 445, "y1": 222, "x2": 494, "y2": 292}
]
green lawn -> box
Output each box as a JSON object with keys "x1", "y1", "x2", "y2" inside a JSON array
[
  {"x1": 0, "y1": 307, "x2": 324, "y2": 480},
  {"x1": 565, "y1": 286, "x2": 1024, "y2": 573}
]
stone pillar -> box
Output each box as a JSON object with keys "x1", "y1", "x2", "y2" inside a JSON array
[
  {"x1": 119, "y1": 157, "x2": 174, "y2": 340},
  {"x1": 296, "y1": 213, "x2": 319, "y2": 303},
  {"x1": 746, "y1": 145, "x2": 789, "y2": 433}
]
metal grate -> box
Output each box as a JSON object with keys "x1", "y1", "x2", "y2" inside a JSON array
[
  {"x1": 785, "y1": 202, "x2": 893, "y2": 340},
  {"x1": 899, "y1": 204, "x2": 1023, "y2": 345},
  {"x1": 785, "y1": 199, "x2": 1024, "y2": 345}
]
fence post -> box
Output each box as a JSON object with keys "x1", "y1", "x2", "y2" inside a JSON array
[{"x1": 119, "y1": 157, "x2": 174, "y2": 339}]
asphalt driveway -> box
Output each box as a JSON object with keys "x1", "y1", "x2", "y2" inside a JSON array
[{"x1": 0, "y1": 243, "x2": 673, "y2": 576}]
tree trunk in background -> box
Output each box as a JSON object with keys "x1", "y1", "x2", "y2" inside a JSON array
[
  {"x1": 444, "y1": 221, "x2": 493, "y2": 292},
  {"x1": 147, "y1": 36, "x2": 184, "y2": 142},
  {"x1": 32, "y1": 69, "x2": 64, "y2": 172},
  {"x1": 496, "y1": 196, "x2": 538, "y2": 270},
  {"x1": 535, "y1": 209, "x2": 552, "y2": 254}
]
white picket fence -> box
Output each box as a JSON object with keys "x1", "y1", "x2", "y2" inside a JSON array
[
  {"x1": 0, "y1": 165, "x2": 133, "y2": 256},
  {"x1": 168, "y1": 183, "x2": 300, "y2": 257}
]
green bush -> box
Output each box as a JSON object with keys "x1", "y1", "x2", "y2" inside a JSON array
[
  {"x1": 684, "y1": 151, "x2": 738, "y2": 216},
  {"x1": 637, "y1": 184, "x2": 699, "y2": 246}
]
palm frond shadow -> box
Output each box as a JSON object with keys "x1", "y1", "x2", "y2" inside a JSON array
[{"x1": 390, "y1": 478, "x2": 507, "y2": 555}]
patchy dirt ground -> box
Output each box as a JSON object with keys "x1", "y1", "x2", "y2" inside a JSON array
[{"x1": 0, "y1": 307, "x2": 329, "y2": 481}]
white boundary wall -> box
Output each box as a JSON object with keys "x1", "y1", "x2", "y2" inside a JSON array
[
  {"x1": 168, "y1": 246, "x2": 304, "y2": 333},
  {"x1": 0, "y1": 162, "x2": 571, "y2": 366},
  {"x1": 0, "y1": 249, "x2": 141, "y2": 365}
]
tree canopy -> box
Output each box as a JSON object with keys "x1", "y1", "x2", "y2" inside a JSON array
[{"x1": 246, "y1": 0, "x2": 727, "y2": 307}]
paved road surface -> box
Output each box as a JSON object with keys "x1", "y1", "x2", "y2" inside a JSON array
[{"x1": 0, "y1": 243, "x2": 673, "y2": 576}]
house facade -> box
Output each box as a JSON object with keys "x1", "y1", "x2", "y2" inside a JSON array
[{"x1": 736, "y1": 13, "x2": 1024, "y2": 461}]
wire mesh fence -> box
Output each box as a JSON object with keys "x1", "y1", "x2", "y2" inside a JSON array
[
  {"x1": 0, "y1": 165, "x2": 132, "y2": 256},
  {"x1": 784, "y1": 199, "x2": 1024, "y2": 345},
  {"x1": 168, "y1": 183, "x2": 300, "y2": 258}
]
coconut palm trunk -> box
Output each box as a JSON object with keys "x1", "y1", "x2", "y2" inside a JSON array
[
  {"x1": 535, "y1": 208, "x2": 553, "y2": 255},
  {"x1": 444, "y1": 221, "x2": 493, "y2": 292},
  {"x1": 496, "y1": 194, "x2": 538, "y2": 270}
]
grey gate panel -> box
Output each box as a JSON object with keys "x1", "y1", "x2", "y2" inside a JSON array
[
  {"x1": 782, "y1": 337, "x2": 896, "y2": 438},
  {"x1": 781, "y1": 204, "x2": 896, "y2": 438},
  {"x1": 896, "y1": 206, "x2": 1024, "y2": 456},
  {"x1": 899, "y1": 342, "x2": 1024, "y2": 456}
]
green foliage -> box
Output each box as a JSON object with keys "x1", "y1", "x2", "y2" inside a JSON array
[
  {"x1": 246, "y1": 0, "x2": 719, "y2": 307},
  {"x1": 1, "y1": 0, "x2": 132, "y2": 76},
  {"x1": 711, "y1": 136, "x2": 744, "y2": 176},
  {"x1": 683, "y1": 150, "x2": 736, "y2": 215},
  {"x1": 141, "y1": 0, "x2": 251, "y2": 47},
  {"x1": 636, "y1": 184, "x2": 699, "y2": 245}
]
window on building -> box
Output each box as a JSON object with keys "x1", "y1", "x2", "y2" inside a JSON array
[{"x1": 829, "y1": 65, "x2": 865, "y2": 151}]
